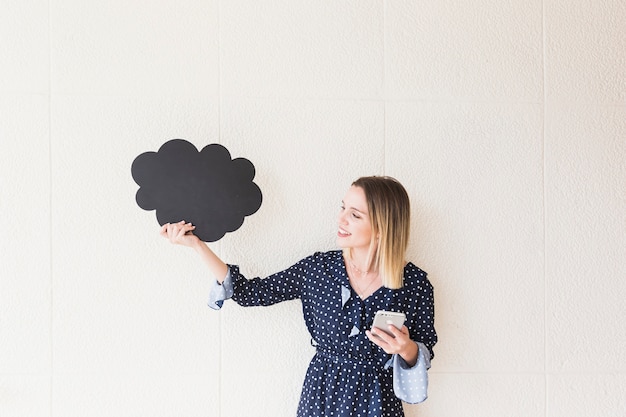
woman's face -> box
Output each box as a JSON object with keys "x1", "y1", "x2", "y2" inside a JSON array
[{"x1": 337, "y1": 185, "x2": 374, "y2": 251}]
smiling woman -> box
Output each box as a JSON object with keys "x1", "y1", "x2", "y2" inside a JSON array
[
  {"x1": 341, "y1": 176, "x2": 412, "y2": 292},
  {"x1": 160, "y1": 176, "x2": 437, "y2": 417},
  {"x1": 338, "y1": 185, "x2": 374, "y2": 256}
]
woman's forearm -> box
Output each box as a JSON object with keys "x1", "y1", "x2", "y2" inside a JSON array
[{"x1": 192, "y1": 240, "x2": 229, "y2": 283}]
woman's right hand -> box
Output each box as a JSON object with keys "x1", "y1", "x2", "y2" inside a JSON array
[
  {"x1": 160, "y1": 220, "x2": 200, "y2": 248},
  {"x1": 160, "y1": 220, "x2": 228, "y2": 283}
]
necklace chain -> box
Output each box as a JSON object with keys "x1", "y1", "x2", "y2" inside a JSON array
[
  {"x1": 347, "y1": 258, "x2": 379, "y2": 298},
  {"x1": 349, "y1": 258, "x2": 370, "y2": 275}
]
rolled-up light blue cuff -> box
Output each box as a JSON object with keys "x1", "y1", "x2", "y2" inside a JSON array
[
  {"x1": 207, "y1": 269, "x2": 234, "y2": 310},
  {"x1": 386, "y1": 341, "x2": 431, "y2": 404}
]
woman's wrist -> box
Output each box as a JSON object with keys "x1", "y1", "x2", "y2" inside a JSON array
[
  {"x1": 193, "y1": 240, "x2": 228, "y2": 283},
  {"x1": 399, "y1": 341, "x2": 419, "y2": 367},
  {"x1": 190, "y1": 238, "x2": 206, "y2": 252}
]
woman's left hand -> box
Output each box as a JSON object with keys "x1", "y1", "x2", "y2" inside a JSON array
[{"x1": 366, "y1": 325, "x2": 418, "y2": 367}]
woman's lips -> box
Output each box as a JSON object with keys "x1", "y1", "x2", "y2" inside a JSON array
[{"x1": 337, "y1": 228, "x2": 351, "y2": 238}]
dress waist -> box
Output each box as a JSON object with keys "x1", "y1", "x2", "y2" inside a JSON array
[{"x1": 315, "y1": 348, "x2": 380, "y2": 373}]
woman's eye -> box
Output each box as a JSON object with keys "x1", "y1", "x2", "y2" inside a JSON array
[{"x1": 351, "y1": 212, "x2": 361, "y2": 219}]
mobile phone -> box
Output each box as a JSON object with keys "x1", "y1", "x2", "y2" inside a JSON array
[{"x1": 371, "y1": 310, "x2": 406, "y2": 337}]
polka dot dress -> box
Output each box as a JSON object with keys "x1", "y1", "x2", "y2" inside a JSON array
[{"x1": 225, "y1": 250, "x2": 437, "y2": 417}]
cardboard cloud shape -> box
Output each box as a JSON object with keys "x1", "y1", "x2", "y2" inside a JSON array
[{"x1": 131, "y1": 139, "x2": 262, "y2": 242}]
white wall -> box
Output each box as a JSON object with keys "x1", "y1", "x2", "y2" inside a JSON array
[{"x1": 1, "y1": 1, "x2": 624, "y2": 416}]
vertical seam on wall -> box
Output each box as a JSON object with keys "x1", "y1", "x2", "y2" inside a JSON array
[
  {"x1": 541, "y1": 0, "x2": 548, "y2": 415},
  {"x1": 217, "y1": 1, "x2": 223, "y2": 416},
  {"x1": 217, "y1": 0, "x2": 222, "y2": 148},
  {"x1": 382, "y1": 0, "x2": 387, "y2": 175},
  {"x1": 48, "y1": 0, "x2": 54, "y2": 414}
]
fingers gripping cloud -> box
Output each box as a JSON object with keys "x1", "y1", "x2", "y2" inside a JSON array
[{"x1": 132, "y1": 139, "x2": 262, "y2": 242}]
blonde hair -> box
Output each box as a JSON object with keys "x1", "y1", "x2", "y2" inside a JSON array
[{"x1": 344, "y1": 176, "x2": 411, "y2": 289}]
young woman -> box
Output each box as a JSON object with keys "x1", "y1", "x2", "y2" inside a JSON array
[{"x1": 161, "y1": 176, "x2": 437, "y2": 417}]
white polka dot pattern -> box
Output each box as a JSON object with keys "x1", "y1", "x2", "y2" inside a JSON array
[{"x1": 208, "y1": 250, "x2": 437, "y2": 416}]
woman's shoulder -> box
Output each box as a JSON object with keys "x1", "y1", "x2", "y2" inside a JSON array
[
  {"x1": 402, "y1": 262, "x2": 433, "y2": 292},
  {"x1": 309, "y1": 249, "x2": 343, "y2": 260},
  {"x1": 404, "y1": 261, "x2": 427, "y2": 278},
  {"x1": 295, "y1": 249, "x2": 343, "y2": 266},
  {"x1": 294, "y1": 250, "x2": 345, "y2": 280}
]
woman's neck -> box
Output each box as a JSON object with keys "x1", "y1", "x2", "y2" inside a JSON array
[{"x1": 348, "y1": 248, "x2": 374, "y2": 273}]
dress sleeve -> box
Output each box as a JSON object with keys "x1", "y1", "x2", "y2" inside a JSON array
[
  {"x1": 412, "y1": 274, "x2": 437, "y2": 359},
  {"x1": 387, "y1": 267, "x2": 437, "y2": 403},
  {"x1": 388, "y1": 342, "x2": 431, "y2": 404},
  {"x1": 229, "y1": 259, "x2": 306, "y2": 306},
  {"x1": 208, "y1": 256, "x2": 311, "y2": 309},
  {"x1": 207, "y1": 269, "x2": 234, "y2": 310}
]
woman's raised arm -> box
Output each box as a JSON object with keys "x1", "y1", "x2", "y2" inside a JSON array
[{"x1": 160, "y1": 220, "x2": 229, "y2": 283}]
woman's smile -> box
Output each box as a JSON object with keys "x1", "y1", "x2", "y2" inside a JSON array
[{"x1": 336, "y1": 185, "x2": 373, "y2": 251}]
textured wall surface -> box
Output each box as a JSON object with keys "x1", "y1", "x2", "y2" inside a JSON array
[{"x1": 1, "y1": 1, "x2": 624, "y2": 416}]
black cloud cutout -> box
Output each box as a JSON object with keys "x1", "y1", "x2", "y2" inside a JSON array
[{"x1": 131, "y1": 139, "x2": 262, "y2": 242}]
